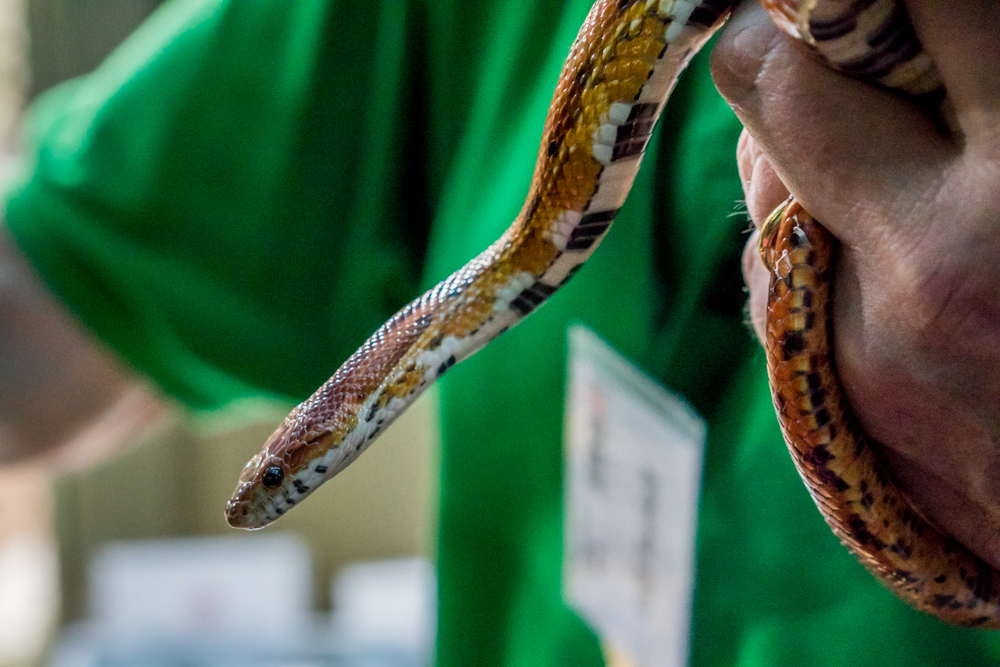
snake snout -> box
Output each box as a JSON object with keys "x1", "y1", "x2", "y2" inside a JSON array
[
  {"x1": 224, "y1": 498, "x2": 252, "y2": 529},
  {"x1": 224, "y1": 457, "x2": 282, "y2": 530},
  {"x1": 224, "y1": 482, "x2": 266, "y2": 530}
]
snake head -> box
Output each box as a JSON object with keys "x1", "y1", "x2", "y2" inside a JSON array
[
  {"x1": 225, "y1": 416, "x2": 340, "y2": 529},
  {"x1": 224, "y1": 450, "x2": 288, "y2": 529},
  {"x1": 226, "y1": 303, "x2": 438, "y2": 530}
]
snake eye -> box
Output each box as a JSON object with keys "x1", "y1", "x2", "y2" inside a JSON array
[{"x1": 261, "y1": 465, "x2": 284, "y2": 489}]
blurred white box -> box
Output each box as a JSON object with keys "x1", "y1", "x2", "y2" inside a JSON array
[
  {"x1": 331, "y1": 557, "x2": 435, "y2": 657},
  {"x1": 89, "y1": 533, "x2": 312, "y2": 647}
]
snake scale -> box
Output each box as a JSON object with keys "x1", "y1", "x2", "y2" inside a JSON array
[{"x1": 226, "y1": 0, "x2": 1000, "y2": 628}]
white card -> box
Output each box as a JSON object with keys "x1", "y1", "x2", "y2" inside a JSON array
[
  {"x1": 89, "y1": 534, "x2": 312, "y2": 647},
  {"x1": 563, "y1": 325, "x2": 706, "y2": 667}
]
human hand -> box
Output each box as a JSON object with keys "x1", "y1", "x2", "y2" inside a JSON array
[{"x1": 712, "y1": 1, "x2": 1000, "y2": 565}]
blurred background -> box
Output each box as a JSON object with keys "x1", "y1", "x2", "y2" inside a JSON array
[{"x1": 0, "y1": 5, "x2": 439, "y2": 666}]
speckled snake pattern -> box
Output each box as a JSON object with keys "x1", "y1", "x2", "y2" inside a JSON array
[{"x1": 226, "y1": 0, "x2": 1000, "y2": 628}]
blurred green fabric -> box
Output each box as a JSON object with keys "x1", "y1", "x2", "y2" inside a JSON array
[{"x1": 6, "y1": 0, "x2": 1000, "y2": 665}]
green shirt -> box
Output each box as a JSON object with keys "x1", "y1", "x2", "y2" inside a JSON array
[{"x1": 6, "y1": 0, "x2": 1000, "y2": 664}]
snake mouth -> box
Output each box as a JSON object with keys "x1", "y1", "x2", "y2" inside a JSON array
[
  {"x1": 224, "y1": 485, "x2": 267, "y2": 530},
  {"x1": 225, "y1": 494, "x2": 282, "y2": 530},
  {"x1": 224, "y1": 499, "x2": 254, "y2": 529}
]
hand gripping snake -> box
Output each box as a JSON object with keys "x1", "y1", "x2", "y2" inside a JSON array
[{"x1": 226, "y1": 0, "x2": 1000, "y2": 628}]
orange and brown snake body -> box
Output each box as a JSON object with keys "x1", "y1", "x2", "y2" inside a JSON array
[
  {"x1": 226, "y1": 0, "x2": 1000, "y2": 627},
  {"x1": 762, "y1": 201, "x2": 1000, "y2": 626}
]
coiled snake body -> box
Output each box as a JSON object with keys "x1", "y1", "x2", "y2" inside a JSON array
[{"x1": 227, "y1": 0, "x2": 1000, "y2": 628}]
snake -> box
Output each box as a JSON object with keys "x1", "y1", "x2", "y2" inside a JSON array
[{"x1": 225, "y1": 0, "x2": 1000, "y2": 628}]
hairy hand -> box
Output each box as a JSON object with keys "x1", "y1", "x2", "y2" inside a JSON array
[{"x1": 712, "y1": 1, "x2": 1000, "y2": 565}]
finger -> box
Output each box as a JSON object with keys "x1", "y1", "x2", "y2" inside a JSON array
[
  {"x1": 710, "y1": 1, "x2": 953, "y2": 246},
  {"x1": 905, "y1": 0, "x2": 1000, "y2": 139},
  {"x1": 742, "y1": 231, "x2": 768, "y2": 345},
  {"x1": 736, "y1": 129, "x2": 790, "y2": 230}
]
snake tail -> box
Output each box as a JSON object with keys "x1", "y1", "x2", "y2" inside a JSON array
[{"x1": 763, "y1": 200, "x2": 1000, "y2": 628}]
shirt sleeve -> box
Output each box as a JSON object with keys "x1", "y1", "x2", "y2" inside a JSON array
[{"x1": 4, "y1": 0, "x2": 430, "y2": 410}]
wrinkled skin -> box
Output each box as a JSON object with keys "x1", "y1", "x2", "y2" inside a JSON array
[{"x1": 717, "y1": 1, "x2": 1000, "y2": 567}]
